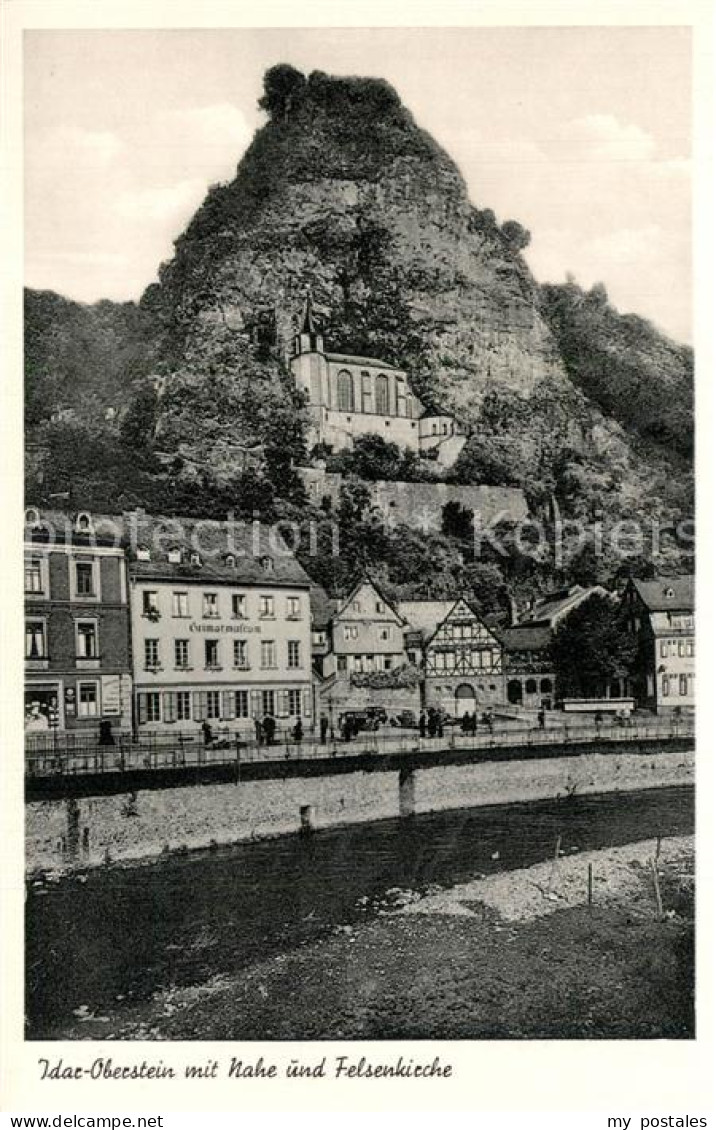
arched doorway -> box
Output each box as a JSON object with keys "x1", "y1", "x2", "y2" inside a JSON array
[
  {"x1": 455, "y1": 683, "x2": 476, "y2": 716},
  {"x1": 507, "y1": 679, "x2": 523, "y2": 705}
]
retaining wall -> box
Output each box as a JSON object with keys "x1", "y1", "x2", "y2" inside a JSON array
[{"x1": 25, "y1": 744, "x2": 694, "y2": 874}]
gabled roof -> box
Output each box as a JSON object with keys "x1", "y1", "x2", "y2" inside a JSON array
[
  {"x1": 424, "y1": 596, "x2": 499, "y2": 648},
  {"x1": 499, "y1": 624, "x2": 553, "y2": 652},
  {"x1": 518, "y1": 585, "x2": 606, "y2": 627},
  {"x1": 324, "y1": 351, "x2": 404, "y2": 373},
  {"x1": 25, "y1": 508, "x2": 311, "y2": 587},
  {"x1": 310, "y1": 585, "x2": 337, "y2": 629},
  {"x1": 334, "y1": 575, "x2": 406, "y2": 624},
  {"x1": 631, "y1": 576, "x2": 694, "y2": 613},
  {"x1": 398, "y1": 600, "x2": 456, "y2": 638}
]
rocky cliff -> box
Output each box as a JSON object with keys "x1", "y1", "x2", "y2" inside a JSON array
[{"x1": 25, "y1": 65, "x2": 694, "y2": 579}]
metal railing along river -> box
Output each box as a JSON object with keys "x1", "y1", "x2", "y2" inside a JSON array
[{"x1": 24, "y1": 716, "x2": 695, "y2": 779}]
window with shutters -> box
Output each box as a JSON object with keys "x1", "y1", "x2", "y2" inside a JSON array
[
  {"x1": 176, "y1": 691, "x2": 191, "y2": 721},
  {"x1": 232, "y1": 593, "x2": 247, "y2": 619},
  {"x1": 175, "y1": 639, "x2": 190, "y2": 668},
  {"x1": 288, "y1": 689, "x2": 302, "y2": 716},
  {"x1": 235, "y1": 690, "x2": 249, "y2": 718},
  {"x1": 662, "y1": 675, "x2": 670, "y2": 697},
  {"x1": 78, "y1": 681, "x2": 99, "y2": 717},
  {"x1": 206, "y1": 690, "x2": 221, "y2": 719},
  {"x1": 262, "y1": 689, "x2": 275, "y2": 716},
  {"x1": 234, "y1": 639, "x2": 249, "y2": 668},
  {"x1": 76, "y1": 621, "x2": 98, "y2": 658},
  {"x1": 205, "y1": 639, "x2": 220, "y2": 669},
  {"x1": 138, "y1": 692, "x2": 161, "y2": 723},
  {"x1": 25, "y1": 621, "x2": 47, "y2": 659},
  {"x1": 25, "y1": 557, "x2": 44, "y2": 594},
  {"x1": 286, "y1": 596, "x2": 301, "y2": 619},
  {"x1": 144, "y1": 639, "x2": 159, "y2": 669},
  {"x1": 259, "y1": 595, "x2": 275, "y2": 619},
  {"x1": 384, "y1": 656, "x2": 393, "y2": 671},
  {"x1": 172, "y1": 591, "x2": 189, "y2": 618},
  {"x1": 679, "y1": 674, "x2": 689, "y2": 696},
  {"x1": 344, "y1": 624, "x2": 358, "y2": 641},
  {"x1": 203, "y1": 592, "x2": 219, "y2": 618},
  {"x1": 261, "y1": 640, "x2": 277, "y2": 669},
  {"x1": 336, "y1": 370, "x2": 354, "y2": 412},
  {"x1": 287, "y1": 640, "x2": 301, "y2": 668}
]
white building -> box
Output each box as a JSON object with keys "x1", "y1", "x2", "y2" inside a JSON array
[
  {"x1": 128, "y1": 515, "x2": 314, "y2": 735},
  {"x1": 289, "y1": 297, "x2": 468, "y2": 466}
]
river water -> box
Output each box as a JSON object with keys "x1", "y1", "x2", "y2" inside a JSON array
[{"x1": 26, "y1": 784, "x2": 694, "y2": 1037}]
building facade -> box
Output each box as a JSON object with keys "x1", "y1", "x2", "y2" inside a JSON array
[
  {"x1": 313, "y1": 579, "x2": 420, "y2": 721},
  {"x1": 421, "y1": 598, "x2": 505, "y2": 715},
  {"x1": 500, "y1": 585, "x2": 606, "y2": 710},
  {"x1": 128, "y1": 517, "x2": 314, "y2": 735},
  {"x1": 24, "y1": 508, "x2": 132, "y2": 734},
  {"x1": 621, "y1": 576, "x2": 695, "y2": 713},
  {"x1": 289, "y1": 299, "x2": 468, "y2": 465}
]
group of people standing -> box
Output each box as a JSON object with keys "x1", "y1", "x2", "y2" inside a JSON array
[{"x1": 418, "y1": 708, "x2": 445, "y2": 738}]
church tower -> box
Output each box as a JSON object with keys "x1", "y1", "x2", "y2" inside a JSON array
[
  {"x1": 289, "y1": 294, "x2": 328, "y2": 445},
  {"x1": 292, "y1": 292, "x2": 324, "y2": 357}
]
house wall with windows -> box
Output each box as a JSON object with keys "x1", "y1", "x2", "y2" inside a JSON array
[
  {"x1": 24, "y1": 510, "x2": 132, "y2": 734},
  {"x1": 621, "y1": 577, "x2": 695, "y2": 714},
  {"x1": 129, "y1": 536, "x2": 313, "y2": 735}
]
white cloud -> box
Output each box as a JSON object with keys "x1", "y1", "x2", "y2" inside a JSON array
[
  {"x1": 30, "y1": 124, "x2": 123, "y2": 168},
  {"x1": 556, "y1": 114, "x2": 656, "y2": 163},
  {"x1": 116, "y1": 179, "x2": 207, "y2": 222}
]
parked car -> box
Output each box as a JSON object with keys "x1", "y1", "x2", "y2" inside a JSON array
[
  {"x1": 390, "y1": 710, "x2": 417, "y2": 728},
  {"x1": 337, "y1": 708, "x2": 385, "y2": 734}
]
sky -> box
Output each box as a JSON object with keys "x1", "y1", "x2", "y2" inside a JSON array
[{"x1": 24, "y1": 26, "x2": 692, "y2": 342}]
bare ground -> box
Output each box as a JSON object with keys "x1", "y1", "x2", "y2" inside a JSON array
[{"x1": 57, "y1": 836, "x2": 695, "y2": 1041}]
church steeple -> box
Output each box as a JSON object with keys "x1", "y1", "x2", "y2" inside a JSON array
[{"x1": 293, "y1": 292, "x2": 324, "y2": 356}]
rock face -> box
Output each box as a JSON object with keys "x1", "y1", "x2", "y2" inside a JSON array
[
  {"x1": 25, "y1": 65, "x2": 693, "y2": 551},
  {"x1": 151, "y1": 67, "x2": 567, "y2": 416}
]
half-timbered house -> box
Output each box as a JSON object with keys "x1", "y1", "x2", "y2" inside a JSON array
[{"x1": 422, "y1": 598, "x2": 505, "y2": 715}]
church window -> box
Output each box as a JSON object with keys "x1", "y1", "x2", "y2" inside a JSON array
[
  {"x1": 396, "y1": 377, "x2": 407, "y2": 417},
  {"x1": 376, "y1": 374, "x2": 390, "y2": 415},
  {"x1": 337, "y1": 370, "x2": 354, "y2": 412},
  {"x1": 361, "y1": 372, "x2": 373, "y2": 413}
]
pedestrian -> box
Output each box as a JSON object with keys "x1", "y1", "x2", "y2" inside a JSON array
[
  {"x1": 470, "y1": 711, "x2": 478, "y2": 736},
  {"x1": 320, "y1": 714, "x2": 329, "y2": 744},
  {"x1": 537, "y1": 707, "x2": 546, "y2": 730},
  {"x1": 427, "y1": 709, "x2": 437, "y2": 738},
  {"x1": 201, "y1": 720, "x2": 213, "y2": 746},
  {"x1": 437, "y1": 713, "x2": 444, "y2": 738},
  {"x1": 419, "y1": 711, "x2": 426, "y2": 738},
  {"x1": 254, "y1": 718, "x2": 263, "y2": 745},
  {"x1": 293, "y1": 717, "x2": 303, "y2": 743},
  {"x1": 461, "y1": 712, "x2": 469, "y2": 734},
  {"x1": 263, "y1": 714, "x2": 276, "y2": 745}
]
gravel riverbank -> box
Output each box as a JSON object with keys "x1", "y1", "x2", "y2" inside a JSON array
[{"x1": 49, "y1": 834, "x2": 694, "y2": 1042}]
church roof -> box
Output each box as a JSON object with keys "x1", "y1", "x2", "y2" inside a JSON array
[{"x1": 324, "y1": 351, "x2": 404, "y2": 373}]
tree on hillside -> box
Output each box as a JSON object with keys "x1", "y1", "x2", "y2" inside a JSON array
[
  {"x1": 258, "y1": 64, "x2": 306, "y2": 122},
  {"x1": 501, "y1": 220, "x2": 531, "y2": 251},
  {"x1": 551, "y1": 592, "x2": 637, "y2": 699},
  {"x1": 441, "y1": 499, "x2": 473, "y2": 541}
]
